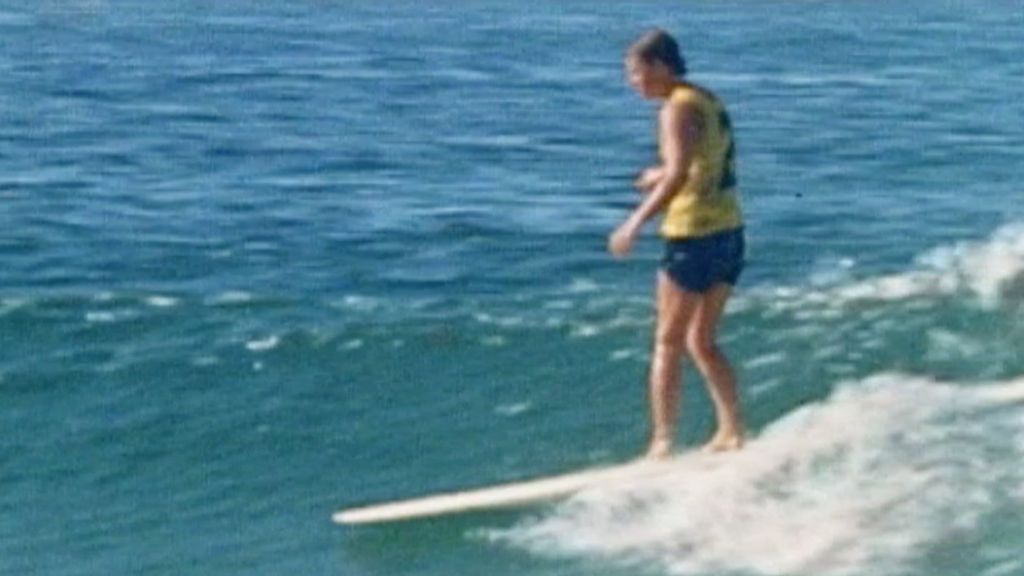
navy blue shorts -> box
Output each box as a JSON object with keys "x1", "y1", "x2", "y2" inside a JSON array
[{"x1": 660, "y1": 227, "x2": 745, "y2": 293}]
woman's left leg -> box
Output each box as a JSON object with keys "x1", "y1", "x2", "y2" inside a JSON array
[{"x1": 646, "y1": 270, "x2": 701, "y2": 459}]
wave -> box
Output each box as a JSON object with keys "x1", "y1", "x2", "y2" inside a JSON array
[
  {"x1": 761, "y1": 222, "x2": 1024, "y2": 311},
  {"x1": 485, "y1": 374, "x2": 1024, "y2": 576}
]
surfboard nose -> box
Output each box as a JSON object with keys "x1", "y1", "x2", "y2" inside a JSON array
[{"x1": 332, "y1": 460, "x2": 675, "y2": 525}]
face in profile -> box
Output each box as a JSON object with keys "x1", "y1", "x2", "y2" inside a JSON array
[{"x1": 625, "y1": 56, "x2": 670, "y2": 99}]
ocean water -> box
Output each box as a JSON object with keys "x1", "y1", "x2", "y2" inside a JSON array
[{"x1": 2, "y1": 1, "x2": 1024, "y2": 575}]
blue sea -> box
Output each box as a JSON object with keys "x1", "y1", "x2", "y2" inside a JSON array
[{"x1": 2, "y1": 1, "x2": 1024, "y2": 575}]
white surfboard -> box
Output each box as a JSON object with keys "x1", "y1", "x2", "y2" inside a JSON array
[
  {"x1": 975, "y1": 380, "x2": 1024, "y2": 404},
  {"x1": 333, "y1": 459, "x2": 679, "y2": 525}
]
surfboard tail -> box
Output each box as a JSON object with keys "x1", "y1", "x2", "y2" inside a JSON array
[{"x1": 975, "y1": 380, "x2": 1024, "y2": 404}]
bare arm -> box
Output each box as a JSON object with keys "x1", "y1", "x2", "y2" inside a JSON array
[
  {"x1": 609, "y1": 101, "x2": 702, "y2": 257},
  {"x1": 634, "y1": 165, "x2": 664, "y2": 193}
]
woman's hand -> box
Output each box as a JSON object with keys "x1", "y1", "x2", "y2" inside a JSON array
[
  {"x1": 634, "y1": 166, "x2": 664, "y2": 193},
  {"x1": 608, "y1": 219, "x2": 639, "y2": 258}
]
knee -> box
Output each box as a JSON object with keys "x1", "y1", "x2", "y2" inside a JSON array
[
  {"x1": 685, "y1": 330, "x2": 718, "y2": 363},
  {"x1": 654, "y1": 324, "x2": 687, "y2": 358}
]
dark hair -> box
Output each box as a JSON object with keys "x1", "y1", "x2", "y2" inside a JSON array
[{"x1": 628, "y1": 29, "x2": 687, "y2": 76}]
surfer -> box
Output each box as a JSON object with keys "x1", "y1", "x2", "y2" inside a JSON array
[{"x1": 609, "y1": 29, "x2": 746, "y2": 458}]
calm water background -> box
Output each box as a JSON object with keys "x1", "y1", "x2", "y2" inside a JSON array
[{"x1": 2, "y1": 1, "x2": 1024, "y2": 575}]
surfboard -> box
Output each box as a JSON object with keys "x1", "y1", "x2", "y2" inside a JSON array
[{"x1": 333, "y1": 459, "x2": 675, "y2": 525}]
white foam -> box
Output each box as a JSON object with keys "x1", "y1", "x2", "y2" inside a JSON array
[
  {"x1": 754, "y1": 223, "x2": 1024, "y2": 318},
  {"x1": 0, "y1": 297, "x2": 29, "y2": 316},
  {"x1": 144, "y1": 295, "x2": 179, "y2": 308},
  {"x1": 208, "y1": 291, "x2": 253, "y2": 305},
  {"x1": 496, "y1": 403, "x2": 532, "y2": 417},
  {"x1": 609, "y1": 349, "x2": 641, "y2": 362},
  {"x1": 341, "y1": 339, "x2": 364, "y2": 351},
  {"x1": 334, "y1": 295, "x2": 381, "y2": 312},
  {"x1": 85, "y1": 310, "x2": 135, "y2": 323},
  {"x1": 745, "y1": 352, "x2": 787, "y2": 370},
  {"x1": 749, "y1": 377, "x2": 785, "y2": 398},
  {"x1": 245, "y1": 336, "x2": 279, "y2": 352},
  {"x1": 569, "y1": 324, "x2": 601, "y2": 339},
  {"x1": 567, "y1": 278, "x2": 600, "y2": 294},
  {"x1": 473, "y1": 313, "x2": 525, "y2": 328},
  {"x1": 918, "y1": 223, "x2": 1024, "y2": 305},
  {"x1": 809, "y1": 256, "x2": 857, "y2": 287},
  {"x1": 489, "y1": 374, "x2": 1024, "y2": 576}
]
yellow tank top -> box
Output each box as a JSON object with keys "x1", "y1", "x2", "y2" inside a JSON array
[{"x1": 659, "y1": 84, "x2": 743, "y2": 239}]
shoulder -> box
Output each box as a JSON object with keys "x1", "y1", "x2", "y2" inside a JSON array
[
  {"x1": 676, "y1": 82, "x2": 730, "y2": 115},
  {"x1": 663, "y1": 86, "x2": 700, "y2": 115},
  {"x1": 660, "y1": 95, "x2": 703, "y2": 135}
]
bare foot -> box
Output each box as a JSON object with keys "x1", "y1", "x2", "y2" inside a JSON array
[
  {"x1": 702, "y1": 431, "x2": 744, "y2": 454},
  {"x1": 644, "y1": 437, "x2": 674, "y2": 460}
]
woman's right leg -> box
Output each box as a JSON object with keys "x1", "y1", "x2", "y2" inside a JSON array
[{"x1": 686, "y1": 282, "x2": 744, "y2": 451}]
